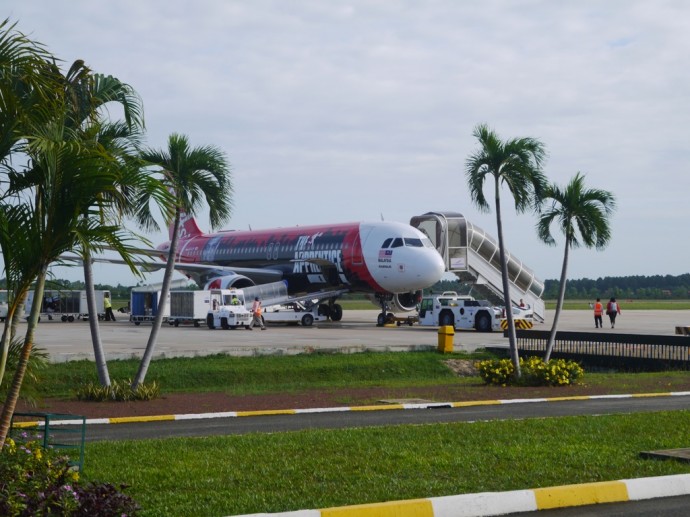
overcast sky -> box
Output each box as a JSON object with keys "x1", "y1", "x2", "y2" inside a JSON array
[{"x1": 6, "y1": 1, "x2": 690, "y2": 287}]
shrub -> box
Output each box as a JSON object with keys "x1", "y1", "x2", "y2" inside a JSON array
[
  {"x1": 75, "y1": 379, "x2": 160, "y2": 402},
  {"x1": 0, "y1": 434, "x2": 140, "y2": 516},
  {"x1": 476, "y1": 356, "x2": 584, "y2": 387}
]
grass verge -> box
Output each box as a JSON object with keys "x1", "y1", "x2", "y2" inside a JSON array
[
  {"x1": 36, "y1": 351, "x2": 690, "y2": 400},
  {"x1": 82, "y1": 411, "x2": 690, "y2": 517}
]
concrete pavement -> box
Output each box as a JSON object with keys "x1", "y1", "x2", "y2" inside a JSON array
[{"x1": 29, "y1": 309, "x2": 690, "y2": 363}]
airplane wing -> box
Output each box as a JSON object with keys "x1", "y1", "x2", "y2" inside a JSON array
[{"x1": 60, "y1": 255, "x2": 284, "y2": 285}]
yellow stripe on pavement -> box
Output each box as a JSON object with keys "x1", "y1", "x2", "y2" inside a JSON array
[
  {"x1": 322, "y1": 499, "x2": 433, "y2": 517},
  {"x1": 534, "y1": 481, "x2": 629, "y2": 509}
]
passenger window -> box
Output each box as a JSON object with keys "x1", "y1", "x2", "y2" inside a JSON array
[
  {"x1": 391, "y1": 238, "x2": 403, "y2": 248},
  {"x1": 381, "y1": 238, "x2": 392, "y2": 248}
]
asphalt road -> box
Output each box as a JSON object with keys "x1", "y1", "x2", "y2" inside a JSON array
[{"x1": 83, "y1": 391, "x2": 690, "y2": 442}]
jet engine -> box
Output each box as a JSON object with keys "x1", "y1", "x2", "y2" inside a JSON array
[
  {"x1": 390, "y1": 290, "x2": 423, "y2": 312},
  {"x1": 367, "y1": 290, "x2": 423, "y2": 313},
  {"x1": 203, "y1": 273, "x2": 255, "y2": 290}
]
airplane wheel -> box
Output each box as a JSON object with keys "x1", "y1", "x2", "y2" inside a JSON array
[
  {"x1": 221, "y1": 317, "x2": 229, "y2": 330},
  {"x1": 318, "y1": 304, "x2": 331, "y2": 317},
  {"x1": 377, "y1": 313, "x2": 386, "y2": 326},
  {"x1": 206, "y1": 314, "x2": 215, "y2": 329},
  {"x1": 331, "y1": 304, "x2": 343, "y2": 322},
  {"x1": 301, "y1": 314, "x2": 314, "y2": 327}
]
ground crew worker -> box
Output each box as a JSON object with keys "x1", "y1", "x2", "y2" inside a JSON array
[
  {"x1": 231, "y1": 295, "x2": 240, "y2": 305},
  {"x1": 593, "y1": 297, "x2": 603, "y2": 328},
  {"x1": 249, "y1": 296, "x2": 266, "y2": 330},
  {"x1": 104, "y1": 292, "x2": 116, "y2": 322}
]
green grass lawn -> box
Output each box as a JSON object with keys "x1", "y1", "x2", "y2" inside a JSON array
[
  {"x1": 27, "y1": 348, "x2": 690, "y2": 516},
  {"x1": 81, "y1": 411, "x2": 690, "y2": 517},
  {"x1": 35, "y1": 351, "x2": 690, "y2": 400}
]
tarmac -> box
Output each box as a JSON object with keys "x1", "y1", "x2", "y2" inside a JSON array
[{"x1": 21, "y1": 308, "x2": 690, "y2": 516}]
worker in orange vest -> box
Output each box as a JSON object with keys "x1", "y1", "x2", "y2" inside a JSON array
[
  {"x1": 593, "y1": 297, "x2": 604, "y2": 329},
  {"x1": 249, "y1": 297, "x2": 266, "y2": 330}
]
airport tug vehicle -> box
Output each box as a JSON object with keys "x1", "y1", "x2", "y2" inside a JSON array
[{"x1": 417, "y1": 291, "x2": 502, "y2": 332}]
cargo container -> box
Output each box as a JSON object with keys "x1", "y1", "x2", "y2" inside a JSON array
[
  {"x1": 129, "y1": 289, "x2": 170, "y2": 325},
  {"x1": 168, "y1": 290, "x2": 211, "y2": 327},
  {"x1": 24, "y1": 289, "x2": 109, "y2": 322}
]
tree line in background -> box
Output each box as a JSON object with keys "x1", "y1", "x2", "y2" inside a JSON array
[
  {"x1": 430, "y1": 274, "x2": 690, "y2": 301},
  {"x1": 542, "y1": 273, "x2": 690, "y2": 300}
]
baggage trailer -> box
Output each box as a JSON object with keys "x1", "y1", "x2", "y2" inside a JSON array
[
  {"x1": 169, "y1": 291, "x2": 212, "y2": 327},
  {"x1": 129, "y1": 289, "x2": 170, "y2": 325},
  {"x1": 25, "y1": 289, "x2": 109, "y2": 322}
]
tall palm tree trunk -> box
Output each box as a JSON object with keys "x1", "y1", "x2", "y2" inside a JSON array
[
  {"x1": 83, "y1": 253, "x2": 110, "y2": 387},
  {"x1": 132, "y1": 212, "x2": 181, "y2": 389},
  {"x1": 544, "y1": 238, "x2": 571, "y2": 362},
  {"x1": 0, "y1": 288, "x2": 29, "y2": 389},
  {"x1": 495, "y1": 178, "x2": 521, "y2": 378},
  {"x1": 0, "y1": 268, "x2": 47, "y2": 447}
]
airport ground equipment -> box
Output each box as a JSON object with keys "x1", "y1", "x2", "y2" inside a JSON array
[
  {"x1": 206, "y1": 289, "x2": 252, "y2": 329},
  {"x1": 417, "y1": 291, "x2": 502, "y2": 332},
  {"x1": 130, "y1": 287, "x2": 170, "y2": 325},
  {"x1": 261, "y1": 302, "x2": 324, "y2": 327},
  {"x1": 25, "y1": 289, "x2": 110, "y2": 322},
  {"x1": 169, "y1": 290, "x2": 211, "y2": 327},
  {"x1": 410, "y1": 211, "x2": 545, "y2": 322}
]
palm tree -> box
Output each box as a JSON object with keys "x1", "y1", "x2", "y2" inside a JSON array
[
  {"x1": 0, "y1": 18, "x2": 55, "y2": 387},
  {"x1": 49, "y1": 58, "x2": 148, "y2": 388},
  {"x1": 465, "y1": 123, "x2": 548, "y2": 378},
  {"x1": 0, "y1": 112, "x2": 139, "y2": 446},
  {"x1": 537, "y1": 173, "x2": 616, "y2": 362},
  {"x1": 131, "y1": 133, "x2": 232, "y2": 389}
]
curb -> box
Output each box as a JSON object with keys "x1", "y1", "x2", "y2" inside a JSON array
[
  {"x1": 229, "y1": 473, "x2": 690, "y2": 517},
  {"x1": 13, "y1": 390, "x2": 690, "y2": 427}
]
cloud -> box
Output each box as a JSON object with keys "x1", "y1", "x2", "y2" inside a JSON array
[{"x1": 6, "y1": 0, "x2": 690, "y2": 287}]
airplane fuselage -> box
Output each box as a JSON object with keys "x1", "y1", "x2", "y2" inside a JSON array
[{"x1": 158, "y1": 219, "x2": 445, "y2": 299}]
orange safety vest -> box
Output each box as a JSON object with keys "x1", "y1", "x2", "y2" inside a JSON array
[
  {"x1": 593, "y1": 302, "x2": 603, "y2": 316},
  {"x1": 252, "y1": 301, "x2": 262, "y2": 316}
]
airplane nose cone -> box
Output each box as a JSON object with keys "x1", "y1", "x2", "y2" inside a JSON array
[{"x1": 421, "y1": 250, "x2": 446, "y2": 286}]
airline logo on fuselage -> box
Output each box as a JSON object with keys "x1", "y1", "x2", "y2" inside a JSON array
[{"x1": 292, "y1": 233, "x2": 343, "y2": 275}]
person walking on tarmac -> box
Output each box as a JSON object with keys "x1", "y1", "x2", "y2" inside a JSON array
[
  {"x1": 104, "y1": 292, "x2": 116, "y2": 322},
  {"x1": 607, "y1": 297, "x2": 621, "y2": 328},
  {"x1": 593, "y1": 297, "x2": 604, "y2": 328},
  {"x1": 249, "y1": 296, "x2": 266, "y2": 330}
]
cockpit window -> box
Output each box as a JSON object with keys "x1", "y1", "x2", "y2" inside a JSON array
[
  {"x1": 391, "y1": 237, "x2": 404, "y2": 248},
  {"x1": 421, "y1": 236, "x2": 435, "y2": 248},
  {"x1": 404, "y1": 238, "x2": 423, "y2": 247},
  {"x1": 381, "y1": 238, "x2": 392, "y2": 249}
]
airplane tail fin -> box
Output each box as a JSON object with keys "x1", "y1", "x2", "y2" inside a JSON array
[{"x1": 172, "y1": 212, "x2": 204, "y2": 241}]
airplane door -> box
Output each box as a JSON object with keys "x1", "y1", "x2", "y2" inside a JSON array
[{"x1": 352, "y1": 224, "x2": 375, "y2": 265}]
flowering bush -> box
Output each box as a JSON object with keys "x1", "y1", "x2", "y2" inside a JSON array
[
  {"x1": 476, "y1": 356, "x2": 584, "y2": 386},
  {"x1": 0, "y1": 434, "x2": 140, "y2": 516}
]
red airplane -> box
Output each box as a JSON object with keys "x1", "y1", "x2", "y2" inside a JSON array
[{"x1": 150, "y1": 212, "x2": 446, "y2": 324}]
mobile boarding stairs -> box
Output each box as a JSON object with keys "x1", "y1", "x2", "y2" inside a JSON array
[{"x1": 410, "y1": 211, "x2": 545, "y2": 323}]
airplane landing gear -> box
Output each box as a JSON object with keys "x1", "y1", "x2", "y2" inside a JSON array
[{"x1": 375, "y1": 293, "x2": 393, "y2": 327}]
